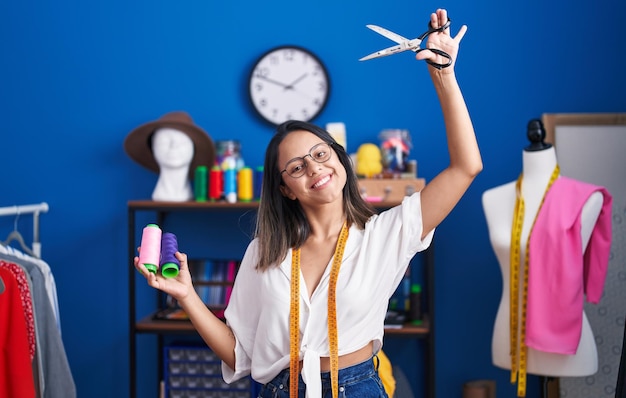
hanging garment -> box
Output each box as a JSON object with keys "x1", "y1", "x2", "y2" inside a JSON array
[
  {"x1": 0, "y1": 243, "x2": 60, "y2": 329},
  {"x1": 0, "y1": 264, "x2": 36, "y2": 398},
  {"x1": 0, "y1": 251, "x2": 76, "y2": 398},
  {"x1": 525, "y1": 177, "x2": 613, "y2": 355}
]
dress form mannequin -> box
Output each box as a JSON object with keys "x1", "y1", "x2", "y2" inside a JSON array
[
  {"x1": 151, "y1": 127, "x2": 195, "y2": 202},
  {"x1": 482, "y1": 119, "x2": 604, "y2": 377}
]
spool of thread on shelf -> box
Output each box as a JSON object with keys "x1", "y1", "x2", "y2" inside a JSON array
[
  {"x1": 224, "y1": 168, "x2": 237, "y2": 203},
  {"x1": 139, "y1": 224, "x2": 162, "y2": 274},
  {"x1": 160, "y1": 232, "x2": 180, "y2": 278},
  {"x1": 209, "y1": 165, "x2": 223, "y2": 201},
  {"x1": 409, "y1": 283, "x2": 423, "y2": 325},
  {"x1": 254, "y1": 166, "x2": 264, "y2": 200},
  {"x1": 237, "y1": 167, "x2": 253, "y2": 202},
  {"x1": 194, "y1": 166, "x2": 208, "y2": 202}
]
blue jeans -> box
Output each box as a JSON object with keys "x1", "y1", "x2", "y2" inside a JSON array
[{"x1": 258, "y1": 357, "x2": 388, "y2": 398}]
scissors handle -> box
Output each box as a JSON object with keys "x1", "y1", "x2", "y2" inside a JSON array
[
  {"x1": 416, "y1": 48, "x2": 452, "y2": 70},
  {"x1": 416, "y1": 17, "x2": 452, "y2": 70}
]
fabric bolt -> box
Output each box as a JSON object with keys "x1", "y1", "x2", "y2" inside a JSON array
[
  {"x1": 526, "y1": 176, "x2": 613, "y2": 354},
  {"x1": 0, "y1": 266, "x2": 36, "y2": 398},
  {"x1": 223, "y1": 192, "x2": 433, "y2": 397}
]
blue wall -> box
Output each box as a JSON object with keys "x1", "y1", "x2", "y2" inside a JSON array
[{"x1": 1, "y1": 1, "x2": 625, "y2": 397}]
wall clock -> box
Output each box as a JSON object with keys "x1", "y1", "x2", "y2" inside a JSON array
[{"x1": 248, "y1": 45, "x2": 330, "y2": 126}]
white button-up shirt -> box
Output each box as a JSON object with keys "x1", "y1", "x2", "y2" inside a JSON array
[{"x1": 222, "y1": 192, "x2": 434, "y2": 397}]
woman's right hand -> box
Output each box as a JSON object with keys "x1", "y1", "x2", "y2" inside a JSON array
[{"x1": 134, "y1": 249, "x2": 195, "y2": 302}]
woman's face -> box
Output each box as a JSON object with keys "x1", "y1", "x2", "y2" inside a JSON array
[{"x1": 277, "y1": 130, "x2": 346, "y2": 206}]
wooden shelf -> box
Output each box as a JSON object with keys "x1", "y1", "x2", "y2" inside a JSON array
[
  {"x1": 128, "y1": 200, "x2": 260, "y2": 211},
  {"x1": 128, "y1": 198, "x2": 407, "y2": 211},
  {"x1": 136, "y1": 312, "x2": 431, "y2": 336}
]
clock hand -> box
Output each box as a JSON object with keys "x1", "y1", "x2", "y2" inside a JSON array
[
  {"x1": 257, "y1": 73, "x2": 317, "y2": 99},
  {"x1": 256, "y1": 75, "x2": 290, "y2": 88},
  {"x1": 284, "y1": 73, "x2": 308, "y2": 90}
]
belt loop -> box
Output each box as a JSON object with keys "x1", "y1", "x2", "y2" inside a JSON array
[{"x1": 373, "y1": 354, "x2": 380, "y2": 371}]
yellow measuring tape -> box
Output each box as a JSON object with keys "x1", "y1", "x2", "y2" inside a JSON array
[
  {"x1": 290, "y1": 221, "x2": 349, "y2": 398},
  {"x1": 510, "y1": 165, "x2": 559, "y2": 397}
]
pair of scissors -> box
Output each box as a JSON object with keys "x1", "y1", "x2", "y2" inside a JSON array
[{"x1": 359, "y1": 18, "x2": 452, "y2": 69}]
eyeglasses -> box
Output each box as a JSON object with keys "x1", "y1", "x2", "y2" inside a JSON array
[{"x1": 280, "y1": 142, "x2": 333, "y2": 178}]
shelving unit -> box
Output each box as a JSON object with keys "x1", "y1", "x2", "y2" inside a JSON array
[{"x1": 128, "y1": 198, "x2": 436, "y2": 398}]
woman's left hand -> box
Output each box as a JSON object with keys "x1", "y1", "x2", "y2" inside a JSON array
[{"x1": 416, "y1": 8, "x2": 467, "y2": 72}]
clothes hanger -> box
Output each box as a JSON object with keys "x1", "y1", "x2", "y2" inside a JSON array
[{"x1": 2, "y1": 211, "x2": 37, "y2": 258}]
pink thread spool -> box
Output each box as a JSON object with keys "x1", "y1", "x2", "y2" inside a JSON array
[{"x1": 139, "y1": 224, "x2": 162, "y2": 274}]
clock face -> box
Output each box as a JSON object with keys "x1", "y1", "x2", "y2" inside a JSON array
[{"x1": 248, "y1": 46, "x2": 330, "y2": 126}]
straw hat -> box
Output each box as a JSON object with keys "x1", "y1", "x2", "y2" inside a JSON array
[{"x1": 124, "y1": 111, "x2": 215, "y2": 180}]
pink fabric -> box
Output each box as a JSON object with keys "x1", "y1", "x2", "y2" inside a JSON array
[{"x1": 525, "y1": 177, "x2": 612, "y2": 355}]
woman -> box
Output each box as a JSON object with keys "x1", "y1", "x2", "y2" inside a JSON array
[{"x1": 135, "y1": 8, "x2": 482, "y2": 398}]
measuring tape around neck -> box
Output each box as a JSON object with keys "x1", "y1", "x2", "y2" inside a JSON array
[
  {"x1": 509, "y1": 165, "x2": 559, "y2": 397},
  {"x1": 290, "y1": 221, "x2": 349, "y2": 398}
]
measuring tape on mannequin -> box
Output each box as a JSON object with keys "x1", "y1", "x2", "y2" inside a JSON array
[
  {"x1": 509, "y1": 165, "x2": 559, "y2": 397},
  {"x1": 290, "y1": 222, "x2": 349, "y2": 398}
]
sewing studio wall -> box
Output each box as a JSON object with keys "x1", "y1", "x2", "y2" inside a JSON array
[{"x1": 0, "y1": 203, "x2": 76, "y2": 398}]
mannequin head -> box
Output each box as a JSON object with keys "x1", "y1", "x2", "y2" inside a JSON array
[
  {"x1": 152, "y1": 127, "x2": 195, "y2": 171},
  {"x1": 524, "y1": 119, "x2": 553, "y2": 152},
  {"x1": 149, "y1": 127, "x2": 196, "y2": 201},
  {"x1": 124, "y1": 111, "x2": 216, "y2": 201}
]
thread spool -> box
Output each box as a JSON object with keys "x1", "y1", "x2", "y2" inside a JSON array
[
  {"x1": 160, "y1": 232, "x2": 180, "y2": 278},
  {"x1": 224, "y1": 168, "x2": 237, "y2": 203},
  {"x1": 139, "y1": 224, "x2": 162, "y2": 274},
  {"x1": 409, "y1": 283, "x2": 423, "y2": 325},
  {"x1": 194, "y1": 166, "x2": 208, "y2": 202},
  {"x1": 237, "y1": 167, "x2": 253, "y2": 202},
  {"x1": 254, "y1": 166, "x2": 264, "y2": 200},
  {"x1": 209, "y1": 165, "x2": 223, "y2": 201}
]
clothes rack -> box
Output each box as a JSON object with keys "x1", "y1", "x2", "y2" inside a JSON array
[
  {"x1": 0, "y1": 201, "x2": 76, "y2": 398},
  {"x1": 0, "y1": 202, "x2": 49, "y2": 258}
]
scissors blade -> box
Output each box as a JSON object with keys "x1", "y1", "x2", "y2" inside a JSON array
[
  {"x1": 366, "y1": 24, "x2": 410, "y2": 44},
  {"x1": 360, "y1": 25, "x2": 423, "y2": 61},
  {"x1": 359, "y1": 44, "x2": 406, "y2": 61}
]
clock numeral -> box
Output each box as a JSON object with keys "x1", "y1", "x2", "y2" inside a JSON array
[
  {"x1": 283, "y1": 49, "x2": 295, "y2": 62},
  {"x1": 301, "y1": 109, "x2": 310, "y2": 119},
  {"x1": 254, "y1": 67, "x2": 270, "y2": 79},
  {"x1": 268, "y1": 54, "x2": 280, "y2": 65}
]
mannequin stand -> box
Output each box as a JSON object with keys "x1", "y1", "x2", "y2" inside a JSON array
[{"x1": 540, "y1": 376, "x2": 558, "y2": 398}]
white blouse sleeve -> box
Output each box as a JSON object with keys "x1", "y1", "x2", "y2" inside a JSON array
[
  {"x1": 366, "y1": 192, "x2": 435, "y2": 290},
  {"x1": 221, "y1": 239, "x2": 261, "y2": 383}
]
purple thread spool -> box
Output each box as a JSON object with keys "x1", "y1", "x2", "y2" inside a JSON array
[
  {"x1": 160, "y1": 232, "x2": 180, "y2": 278},
  {"x1": 139, "y1": 224, "x2": 162, "y2": 274}
]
